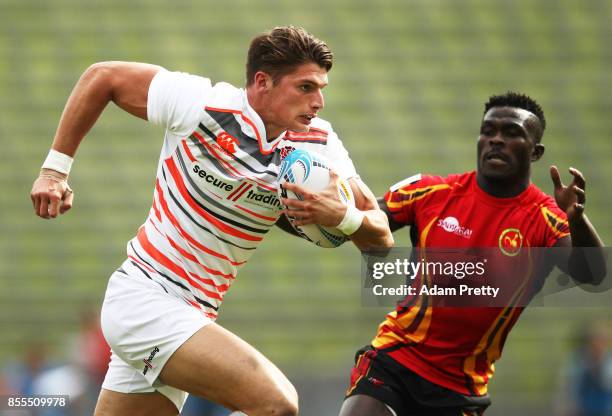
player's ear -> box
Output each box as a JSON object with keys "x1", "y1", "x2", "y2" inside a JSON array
[
  {"x1": 253, "y1": 71, "x2": 273, "y2": 91},
  {"x1": 531, "y1": 143, "x2": 545, "y2": 162}
]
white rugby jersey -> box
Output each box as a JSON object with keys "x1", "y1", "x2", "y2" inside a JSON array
[{"x1": 119, "y1": 70, "x2": 358, "y2": 319}]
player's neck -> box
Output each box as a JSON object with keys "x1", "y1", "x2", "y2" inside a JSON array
[
  {"x1": 476, "y1": 173, "x2": 530, "y2": 198},
  {"x1": 246, "y1": 88, "x2": 283, "y2": 141}
]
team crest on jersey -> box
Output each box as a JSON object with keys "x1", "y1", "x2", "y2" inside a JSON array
[
  {"x1": 216, "y1": 132, "x2": 240, "y2": 154},
  {"x1": 499, "y1": 228, "x2": 523, "y2": 256},
  {"x1": 279, "y1": 146, "x2": 296, "y2": 160}
]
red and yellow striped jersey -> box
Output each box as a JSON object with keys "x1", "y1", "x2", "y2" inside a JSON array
[{"x1": 374, "y1": 171, "x2": 569, "y2": 396}]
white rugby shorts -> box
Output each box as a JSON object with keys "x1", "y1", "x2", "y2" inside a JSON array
[{"x1": 100, "y1": 269, "x2": 212, "y2": 411}]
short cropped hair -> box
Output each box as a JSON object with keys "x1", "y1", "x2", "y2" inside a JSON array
[
  {"x1": 484, "y1": 92, "x2": 546, "y2": 139},
  {"x1": 246, "y1": 26, "x2": 333, "y2": 85}
]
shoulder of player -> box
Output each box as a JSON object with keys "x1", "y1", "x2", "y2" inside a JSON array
[
  {"x1": 202, "y1": 81, "x2": 244, "y2": 109},
  {"x1": 389, "y1": 172, "x2": 466, "y2": 194}
]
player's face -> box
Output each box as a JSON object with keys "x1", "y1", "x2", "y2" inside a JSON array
[
  {"x1": 477, "y1": 107, "x2": 543, "y2": 181},
  {"x1": 258, "y1": 62, "x2": 328, "y2": 137}
]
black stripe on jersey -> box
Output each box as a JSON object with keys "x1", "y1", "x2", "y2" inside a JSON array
[
  {"x1": 175, "y1": 147, "x2": 269, "y2": 227},
  {"x1": 197, "y1": 122, "x2": 274, "y2": 177},
  {"x1": 188, "y1": 135, "x2": 234, "y2": 178},
  {"x1": 130, "y1": 242, "x2": 219, "y2": 311},
  {"x1": 199, "y1": 117, "x2": 280, "y2": 177},
  {"x1": 163, "y1": 162, "x2": 269, "y2": 235},
  {"x1": 129, "y1": 260, "x2": 169, "y2": 293},
  {"x1": 160, "y1": 168, "x2": 255, "y2": 250},
  {"x1": 162, "y1": 177, "x2": 256, "y2": 251}
]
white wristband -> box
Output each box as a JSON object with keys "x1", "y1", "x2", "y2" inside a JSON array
[
  {"x1": 42, "y1": 149, "x2": 73, "y2": 175},
  {"x1": 336, "y1": 205, "x2": 365, "y2": 236}
]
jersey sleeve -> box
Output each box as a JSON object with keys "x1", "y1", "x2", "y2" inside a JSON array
[
  {"x1": 147, "y1": 69, "x2": 213, "y2": 137},
  {"x1": 384, "y1": 174, "x2": 450, "y2": 225},
  {"x1": 538, "y1": 197, "x2": 570, "y2": 246},
  {"x1": 324, "y1": 129, "x2": 358, "y2": 180}
]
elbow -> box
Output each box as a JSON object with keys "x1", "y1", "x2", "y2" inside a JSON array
[
  {"x1": 81, "y1": 61, "x2": 117, "y2": 96},
  {"x1": 380, "y1": 232, "x2": 395, "y2": 249},
  {"x1": 570, "y1": 263, "x2": 607, "y2": 286},
  {"x1": 355, "y1": 230, "x2": 394, "y2": 252}
]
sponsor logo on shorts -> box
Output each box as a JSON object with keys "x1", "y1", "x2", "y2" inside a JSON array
[{"x1": 143, "y1": 346, "x2": 160, "y2": 375}]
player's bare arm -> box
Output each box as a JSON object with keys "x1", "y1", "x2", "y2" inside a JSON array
[
  {"x1": 281, "y1": 171, "x2": 394, "y2": 250},
  {"x1": 550, "y1": 165, "x2": 606, "y2": 284},
  {"x1": 30, "y1": 61, "x2": 161, "y2": 219}
]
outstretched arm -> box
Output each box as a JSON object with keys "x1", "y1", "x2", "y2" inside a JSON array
[
  {"x1": 30, "y1": 61, "x2": 162, "y2": 219},
  {"x1": 551, "y1": 166, "x2": 606, "y2": 284},
  {"x1": 281, "y1": 171, "x2": 394, "y2": 251}
]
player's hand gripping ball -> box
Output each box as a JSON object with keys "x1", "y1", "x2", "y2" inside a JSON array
[{"x1": 277, "y1": 149, "x2": 355, "y2": 248}]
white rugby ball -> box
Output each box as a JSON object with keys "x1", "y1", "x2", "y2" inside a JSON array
[{"x1": 277, "y1": 149, "x2": 355, "y2": 248}]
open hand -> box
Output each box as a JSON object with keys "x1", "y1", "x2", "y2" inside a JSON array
[{"x1": 550, "y1": 165, "x2": 585, "y2": 222}]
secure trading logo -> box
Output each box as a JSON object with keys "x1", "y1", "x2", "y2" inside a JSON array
[
  {"x1": 499, "y1": 228, "x2": 523, "y2": 257},
  {"x1": 216, "y1": 132, "x2": 240, "y2": 154}
]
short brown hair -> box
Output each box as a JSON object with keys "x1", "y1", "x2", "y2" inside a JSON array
[{"x1": 246, "y1": 26, "x2": 333, "y2": 85}]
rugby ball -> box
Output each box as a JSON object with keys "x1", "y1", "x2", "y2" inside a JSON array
[{"x1": 277, "y1": 149, "x2": 355, "y2": 248}]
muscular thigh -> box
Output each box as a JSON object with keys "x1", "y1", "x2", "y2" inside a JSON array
[
  {"x1": 94, "y1": 389, "x2": 178, "y2": 416},
  {"x1": 159, "y1": 322, "x2": 297, "y2": 414}
]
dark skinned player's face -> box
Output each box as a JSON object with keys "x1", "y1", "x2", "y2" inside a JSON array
[{"x1": 477, "y1": 106, "x2": 544, "y2": 182}]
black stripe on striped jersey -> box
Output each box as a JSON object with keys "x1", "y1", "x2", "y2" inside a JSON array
[
  {"x1": 162, "y1": 169, "x2": 256, "y2": 251},
  {"x1": 198, "y1": 121, "x2": 278, "y2": 178},
  {"x1": 129, "y1": 242, "x2": 219, "y2": 311},
  {"x1": 199, "y1": 112, "x2": 280, "y2": 176},
  {"x1": 175, "y1": 146, "x2": 271, "y2": 227},
  {"x1": 129, "y1": 260, "x2": 169, "y2": 293},
  {"x1": 163, "y1": 162, "x2": 269, "y2": 235},
  {"x1": 188, "y1": 135, "x2": 234, "y2": 178}
]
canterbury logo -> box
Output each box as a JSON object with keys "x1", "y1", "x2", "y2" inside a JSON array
[{"x1": 216, "y1": 132, "x2": 240, "y2": 154}]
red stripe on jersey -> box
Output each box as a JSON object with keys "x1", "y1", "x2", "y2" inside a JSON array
[
  {"x1": 284, "y1": 132, "x2": 327, "y2": 142},
  {"x1": 308, "y1": 127, "x2": 329, "y2": 136},
  {"x1": 137, "y1": 227, "x2": 223, "y2": 301},
  {"x1": 236, "y1": 204, "x2": 278, "y2": 222},
  {"x1": 193, "y1": 131, "x2": 276, "y2": 191},
  {"x1": 231, "y1": 184, "x2": 252, "y2": 202},
  {"x1": 164, "y1": 232, "x2": 235, "y2": 282},
  {"x1": 152, "y1": 197, "x2": 162, "y2": 222},
  {"x1": 155, "y1": 180, "x2": 246, "y2": 267},
  {"x1": 182, "y1": 139, "x2": 197, "y2": 162},
  {"x1": 227, "y1": 182, "x2": 247, "y2": 200},
  {"x1": 204, "y1": 106, "x2": 281, "y2": 156},
  {"x1": 165, "y1": 157, "x2": 263, "y2": 242},
  {"x1": 184, "y1": 297, "x2": 202, "y2": 310}
]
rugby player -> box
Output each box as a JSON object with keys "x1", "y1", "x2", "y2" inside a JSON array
[
  {"x1": 30, "y1": 26, "x2": 393, "y2": 416},
  {"x1": 339, "y1": 92, "x2": 606, "y2": 416}
]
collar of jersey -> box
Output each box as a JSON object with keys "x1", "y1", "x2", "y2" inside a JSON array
[
  {"x1": 242, "y1": 89, "x2": 284, "y2": 155},
  {"x1": 471, "y1": 171, "x2": 536, "y2": 207}
]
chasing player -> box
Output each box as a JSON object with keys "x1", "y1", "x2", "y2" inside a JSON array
[
  {"x1": 339, "y1": 92, "x2": 606, "y2": 416},
  {"x1": 30, "y1": 26, "x2": 393, "y2": 416}
]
